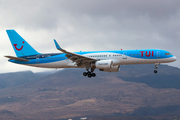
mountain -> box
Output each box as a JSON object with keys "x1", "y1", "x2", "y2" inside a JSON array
[
  {"x1": 0, "y1": 64, "x2": 180, "y2": 120},
  {"x1": 116, "y1": 64, "x2": 180, "y2": 89},
  {"x1": 0, "y1": 71, "x2": 41, "y2": 89}
]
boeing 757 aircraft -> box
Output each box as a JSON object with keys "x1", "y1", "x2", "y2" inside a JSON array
[{"x1": 5, "y1": 30, "x2": 177, "y2": 78}]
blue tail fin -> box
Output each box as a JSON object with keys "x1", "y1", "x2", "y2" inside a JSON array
[{"x1": 6, "y1": 30, "x2": 40, "y2": 57}]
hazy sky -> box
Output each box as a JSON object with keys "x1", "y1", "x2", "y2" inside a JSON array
[{"x1": 0, "y1": 0, "x2": 180, "y2": 73}]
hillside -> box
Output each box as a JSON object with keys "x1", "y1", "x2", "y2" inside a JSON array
[
  {"x1": 0, "y1": 71, "x2": 41, "y2": 89},
  {"x1": 0, "y1": 64, "x2": 180, "y2": 120}
]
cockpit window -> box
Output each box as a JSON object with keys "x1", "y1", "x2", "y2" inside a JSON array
[{"x1": 165, "y1": 53, "x2": 172, "y2": 55}]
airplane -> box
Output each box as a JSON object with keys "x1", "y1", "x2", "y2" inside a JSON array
[{"x1": 5, "y1": 30, "x2": 177, "y2": 78}]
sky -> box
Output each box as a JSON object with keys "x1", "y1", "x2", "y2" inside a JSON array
[{"x1": 0, "y1": 0, "x2": 180, "y2": 73}]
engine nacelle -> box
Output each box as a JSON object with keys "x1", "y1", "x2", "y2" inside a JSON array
[
  {"x1": 100, "y1": 65, "x2": 120, "y2": 72},
  {"x1": 91, "y1": 60, "x2": 120, "y2": 72}
]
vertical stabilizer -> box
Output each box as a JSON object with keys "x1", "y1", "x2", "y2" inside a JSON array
[{"x1": 6, "y1": 30, "x2": 40, "y2": 57}]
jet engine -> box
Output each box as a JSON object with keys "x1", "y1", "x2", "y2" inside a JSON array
[{"x1": 91, "y1": 60, "x2": 120, "y2": 72}]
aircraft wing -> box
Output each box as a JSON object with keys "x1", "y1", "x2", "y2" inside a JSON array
[
  {"x1": 5, "y1": 56, "x2": 29, "y2": 62},
  {"x1": 54, "y1": 39, "x2": 97, "y2": 66}
]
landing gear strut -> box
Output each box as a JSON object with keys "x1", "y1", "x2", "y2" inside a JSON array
[{"x1": 154, "y1": 63, "x2": 159, "y2": 74}]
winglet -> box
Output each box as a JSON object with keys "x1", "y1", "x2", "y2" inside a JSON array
[{"x1": 54, "y1": 39, "x2": 62, "y2": 50}]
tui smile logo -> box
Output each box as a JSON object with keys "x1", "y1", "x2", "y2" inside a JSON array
[{"x1": 13, "y1": 41, "x2": 24, "y2": 51}]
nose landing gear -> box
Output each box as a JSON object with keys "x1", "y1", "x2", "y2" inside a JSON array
[{"x1": 154, "y1": 63, "x2": 159, "y2": 74}]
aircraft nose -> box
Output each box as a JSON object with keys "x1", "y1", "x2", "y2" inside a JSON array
[{"x1": 173, "y1": 56, "x2": 177, "y2": 61}]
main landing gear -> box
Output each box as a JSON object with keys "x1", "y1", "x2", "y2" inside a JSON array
[
  {"x1": 83, "y1": 71, "x2": 96, "y2": 78},
  {"x1": 83, "y1": 64, "x2": 96, "y2": 78},
  {"x1": 154, "y1": 63, "x2": 159, "y2": 74}
]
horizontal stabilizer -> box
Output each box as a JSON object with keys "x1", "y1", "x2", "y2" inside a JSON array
[{"x1": 4, "y1": 56, "x2": 29, "y2": 62}]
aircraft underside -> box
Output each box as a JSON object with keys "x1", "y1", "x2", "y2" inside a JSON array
[{"x1": 21, "y1": 57, "x2": 175, "y2": 78}]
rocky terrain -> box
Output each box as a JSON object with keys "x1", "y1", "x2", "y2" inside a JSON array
[{"x1": 0, "y1": 64, "x2": 180, "y2": 120}]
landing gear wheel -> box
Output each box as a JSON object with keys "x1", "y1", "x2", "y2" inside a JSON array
[
  {"x1": 154, "y1": 70, "x2": 157, "y2": 74},
  {"x1": 87, "y1": 71, "x2": 91, "y2": 75},
  {"x1": 88, "y1": 74, "x2": 92, "y2": 78},
  {"x1": 92, "y1": 73, "x2": 96, "y2": 77},
  {"x1": 83, "y1": 72, "x2": 87, "y2": 76}
]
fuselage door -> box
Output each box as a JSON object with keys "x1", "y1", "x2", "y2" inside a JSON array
[
  {"x1": 157, "y1": 51, "x2": 160, "y2": 58},
  {"x1": 123, "y1": 52, "x2": 127, "y2": 59},
  {"x1": 36, "y1": 55, "x2": 40, "y2": 63}
]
